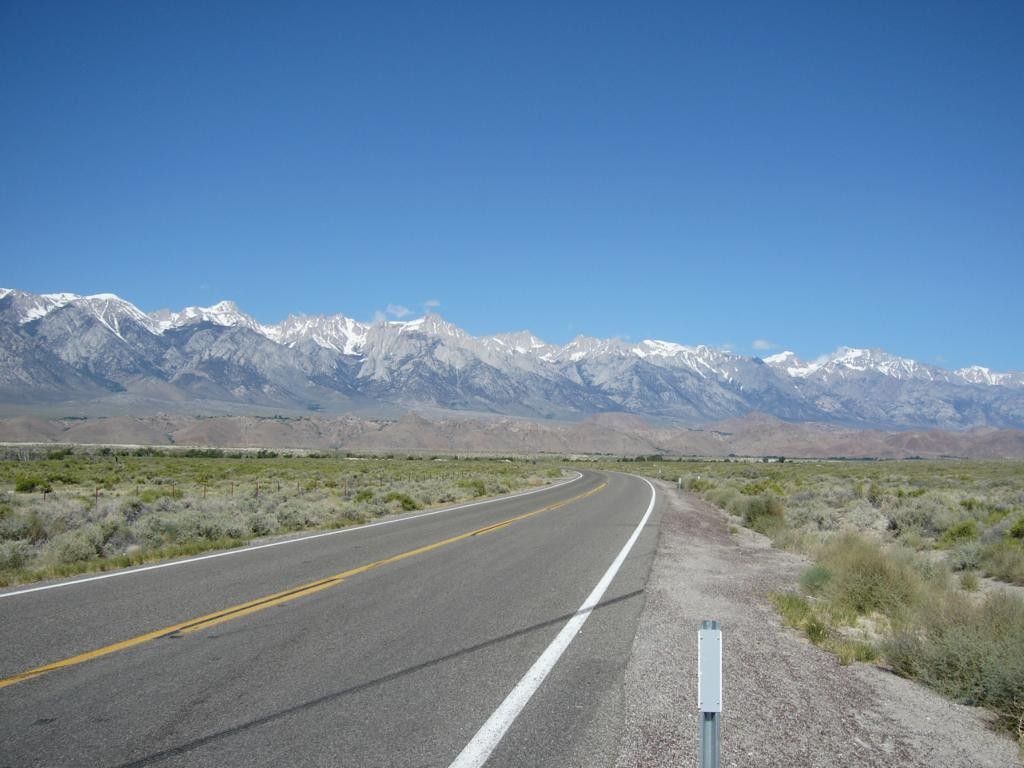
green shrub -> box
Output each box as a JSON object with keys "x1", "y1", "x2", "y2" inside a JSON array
[
  {"x1": 1, "y1": 511, "x2": 49, "y2": 544},
  {"x1": 939, "y1": 519, "x2": 978, "y2": 547},
  {"x1": 343, "y1": 509, "x2": 368, "y2": 525},
  {"x1": 1009, "y1": 516, "x2": 1024, "y2": 540},
  {"x1": 884, "y1": 591, "x2": 1024, "y2": 737},
  {"x1": 741, "y1": 494, "x2": 784, "y2": 532},
  {"x1": 740, "y1": 479, "x2": 784, "y2": 496},
  {"x1": 959, "y1": 571, "x2": 979, "y2": 591},
  {"x1": 354, "y1": 489, "x2": 374, "y2": 503},
  {"x1": 980, "y1": 539, "x2": 1024, "y2": 585},
  {"x1": 820, "y1": 533, "x2": 921, "y2": 618},
  {"x1": 686, "y1": 477, "x2": 713, "y2": 492},
  {"x1": 948, "y1": 541, "x2": 982, "y2": 571},
  {"x1": 799, "y1": 564, "x2": 833, "y2": 594},
  {"x1": 459, "y1": 479, "x2": 487, "y2": 497},
  {"x1": 14, "y1": 475, "x2": 51, "y2": 493},
  {"x1": 385, "y1": 491, "x2": 421, "y2": 511},
  {"x1": 0, "y1": 540, "x2": 31, "y2": 571},
  {"x1": 51, "y1": 527, "x2": 103, "y2": 564},
  {"x1": 249, "y1": 514, "x2": 276, "y2": 537}
]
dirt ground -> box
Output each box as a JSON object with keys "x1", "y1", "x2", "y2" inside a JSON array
[{"x1": 614, "y1": 481, "x2": 1022, "y2": 768}]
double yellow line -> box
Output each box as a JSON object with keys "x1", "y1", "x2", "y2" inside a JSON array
[{"x1": 0, "y1": 481, "x2": 607, "y2": 690}]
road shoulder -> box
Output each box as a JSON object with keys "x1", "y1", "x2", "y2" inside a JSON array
[{"x1": 614, "y1": 481, "x2": 1021, "y2": 768}]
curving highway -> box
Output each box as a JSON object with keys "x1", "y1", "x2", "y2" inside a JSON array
[{"x1": 0, "y1": 470, "x2": 660, "y2": 768}]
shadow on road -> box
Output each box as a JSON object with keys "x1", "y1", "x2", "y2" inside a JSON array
[{"x1": 111, "y1": 589, "x2": 645, "y2": 767}]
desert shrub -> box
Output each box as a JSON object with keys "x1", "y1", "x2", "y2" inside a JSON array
[
  {"x1": 15, "y1": 475, "x2": 50, "y2": 493},
  {"x1": 1009, "y1": 516, "x2": 1024, "y2": 540},
  {"x1": 686, "y1": 477, "x2": 713, "y2": 492},
  {"x1": 980, "y1": 539, "x2": 1024, "y2": 585},
  {"x1": 140, "y1": 488, "x2": 181, "y2": 504},
  {"x1": 939, "y1": 519, "x2": 978, "y2": 547},
  {"x1": 248, "y1": 513, "x2": 276, "y2": 537},
  {"x1": 276, "y1": 506, "x2": 315, "y2": 531},
  {"x1": 800, "y1": 564, "x2": 832, "y2": 594},
  {"x1": 706, "y1": 486, "x2": 741, "y2": 513},
  {"x1": 740, "y1": 479, "x2": 784, "y2": 496},
  {"x1": 354, "y1": 489, "x2": 374, "y2": 503},
  {"x1": 343, "y1": 509, "x2": 368, "y2": 524},
  {"x1": 459, "y1": 479, "x2": 487, "y2": 498},
  {"x1": 385, "y1": 491, "x2": 422, "y2": 511},
  {"x1": 51, "y1": 526, "x2": 103, "y2": 564},
  {"x1": 120, "y1": 498, "x2": 146, "y2": 524},
  {"x1": 0, "y1": 540, "x2": 31, "y2": 571},
  {"x1": 959, "y1": 571, "x2": 979, "y2": 591},
  {"x1": 741, "y1": 494, "x2": 784, "y2": 533},
  {"x1": 0, "y1": 511, "x2": 49, "y2": 544},
  {"x1": 948, "y1": 541, "x2": 982, "y2": 571},
  {"x1": 884, "y1": 591, "x2": 1024, "y2": 737},
  {"x1": 819, "y1": 533, "x2": 922, "y2": 618}
]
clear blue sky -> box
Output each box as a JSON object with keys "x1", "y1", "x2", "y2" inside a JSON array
[{"x1": 2, "y1": 2, "x2": 1022, "y2": 370}]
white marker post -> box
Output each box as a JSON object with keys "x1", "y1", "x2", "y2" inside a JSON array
[{"x1": 698, "y1": 619, "x2": 722, "y2": 768}]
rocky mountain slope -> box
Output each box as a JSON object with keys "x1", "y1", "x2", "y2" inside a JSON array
[{"x1": 2, "y1": 287, "x2": 1023, "y2": 431}]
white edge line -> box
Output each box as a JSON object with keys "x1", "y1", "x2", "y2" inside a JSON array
[
  {"x1": 0, "y1": 472, "x2": 584, "y2": 599},
  {"x1": 448, "y1": 475, "x2": 657, "y2": 768}
]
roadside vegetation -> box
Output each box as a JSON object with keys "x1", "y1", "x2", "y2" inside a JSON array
[
  {"x1": 0, "y1": 447, "x2": 562, "y2": 587},
  {"x1": 601, "y1": 457, "x2": 1024, "y2": 748}
]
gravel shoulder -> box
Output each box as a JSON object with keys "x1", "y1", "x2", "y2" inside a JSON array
[{"x1": 614, "y1": 481, "x2": 1022, "y2": 768}]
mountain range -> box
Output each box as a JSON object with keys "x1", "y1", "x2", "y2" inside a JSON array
[{"x1": 2, "y1": 287, "x2": 1023, "y2": 431}]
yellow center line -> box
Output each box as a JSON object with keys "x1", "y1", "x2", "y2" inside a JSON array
[{"x1": 0, "y1": 481, "x2": 607, "y2": 690}]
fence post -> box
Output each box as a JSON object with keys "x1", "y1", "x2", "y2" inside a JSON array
[{"x1": 698, "y1": 619, "x2": 722, "y2": 768}]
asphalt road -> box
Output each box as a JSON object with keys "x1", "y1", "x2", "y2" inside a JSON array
[{"x1": 0, "y1": 470, "x2": 661, "y2": 768}]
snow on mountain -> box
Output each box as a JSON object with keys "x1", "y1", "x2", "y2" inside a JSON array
[
  {"x1": 956, "y1": 366, "x2": 1024, "y2": 387},
  {"x1": 765, "y1": 347, "x2": 945, "y2": 382},
  {"x1": 3, "y1": 287, "x2": 1024, "y2": 429},
  {"x1": 764, "y1": 350, "x2": 814, "y2": 377},
  {"x1": 1, "y1": 289, "x2": 81, "y2": 324},
  {"x1": 149, "y1": 300, "x2": 270, "y2": 335},
  {"x1": 393, "y1": 314, "x2": 468, "y2": 339},
  {"x1": 0, "y1": 289, "x2": 160, "y2": 338},
  {"x1": 268, "y1": 314, "x2": 368, "y2": 354},
  {"x1": 480, "y1": 331, "x2": 557, "y2": 361},
  {"x1": 71, "y1": 293, "x2": 161, "y2": 338}
]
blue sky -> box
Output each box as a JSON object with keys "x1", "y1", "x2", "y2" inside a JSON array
[{"x1": 2, "y1": 2, "x2": 1022, "y2": 370}]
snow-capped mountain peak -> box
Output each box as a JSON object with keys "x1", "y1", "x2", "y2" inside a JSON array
[
  {"x1": 487, "y1": 330, "x2": 552, "y2": 355},
  {"x1": 149, "y1": 300, "x2": 268, "y2": 335},
  {"x1": 3, "y1": 287, "x2": 1024, "y2": 430},
  {"x1": 71, "y1": 293, "x2": 161, "y2": 338},
  {"x1": 268, "y1": 313, "x2": 368, "y2": 354},
  {"x1": 1, "y1": 288, "x2": 80, "y2": 324},
  {"x1": 394, "y1": 313, "x2": 468, "y2": 339},
  {"x1": 955, "y1": 365, "x2": 1024, "y2": 387},
  {"x1": 0, "y1": 289, "x2": 159, "y2": 338}
]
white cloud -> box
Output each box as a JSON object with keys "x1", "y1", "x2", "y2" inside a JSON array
[
  {"x1": 386, "y1": 304, "x2": 411, "y2": 318},
  {"x1": 752, "y1": 339, "x2": 777, "y2": 351},
  {"x1": 423, "y1": 299, "x2": 441, "y2": 311}
]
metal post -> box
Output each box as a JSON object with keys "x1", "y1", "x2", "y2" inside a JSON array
[{"x1": 699, "y1": 619, "x2": 722, "y2": 768}]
